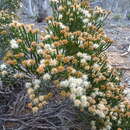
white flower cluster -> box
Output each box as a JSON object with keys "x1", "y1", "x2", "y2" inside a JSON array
[
  {"x1": 26, "y1": 79, "x2": 41, "y2": 90},
  {"x1": 95, "y1": 6, "x2": 105, "y2": 14},
  {"x1": 43, "y1": 35, "x2": 51, "y2": 40},
  {"x1": 78, "y1": 39, "x2": 84, "y2": 47},
  {"x1": 0, "y1": 78, "x2": 2, "y2": 87},
  {"x1": 80, "y1": 9, "x2": 91, "y2": 18},
  {"x1": 40, "y1": 58, "x2": 57, "y2": 66},
  {"x1": 59, "y1": 14, "x2": 63, "y2": 19},
  {"x1": 43, "y1": 73, "x2": 51, "y2": 80},
  {"x1": 67, "y1": 1, "x2": 71, "y2": 5},
  {"x1": 126, "y1": 88, "x2": 130, "y2": 100},
  {"x1": 0, "y1": 64, "x2": 8, "y2": 76},
  {"x1": 77, "y1": 52, "x2": 91, "y2": 64},
  {"x1": 25, "y1": 79, "x2": 48, "y2": 113},
  {"x1": 93, "y1": 43, "x2": 99, "y2": 49},
  {"x1": 26, "y1": 79, "x2": 42, "y2": 100},
  {"x1": 33, "y1": 79, "x2": 41, "y2": 90},
  {"x1": 44, "y1": 44, "x2": 54, "y2": 50},
  {"x1": 91, "y1": 88, "x2": 105, "y2": 98},
  {"x1": 10, "y1": 39, "x2": 19, "y2": 49},
  {"x1": 37, "y1": 47, "x2": 43, "y2": 54},
  {"x1": 60, "y1": 75, "x2": 90, "y2": 108},
  {"x1": 83, "y1": 18, "x2": 89, "y2": 24},
  {"x1": 59, "y1": 22, "x2": 67, "y2": 29},
  {"x1": 92, "y1": 63, "x2": 100, "y2": 72},
  {"x1": 107, "y1": 64, "x2": 112, "y2": 72},
  {"x1": 0, "y1": 64, "x2": 7, "y2": 70}
]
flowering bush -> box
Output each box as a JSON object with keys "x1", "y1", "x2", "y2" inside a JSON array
[
  {"x1": 0, "y1": 10, "x2": 15, "y2": 58},
  {"x1": 1, "y1": 0, "x2": 130, "y2": 129},
  {"x1": 0, "y1": 0, "x2": 20, "y2": 12},
  {"x1": 0, "y1": 0, "x2": 19, "y2": 57}
]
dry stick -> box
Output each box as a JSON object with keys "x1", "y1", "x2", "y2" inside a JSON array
[{"x1": 0, "y1": 94, "x2": 86, "y2": 130}]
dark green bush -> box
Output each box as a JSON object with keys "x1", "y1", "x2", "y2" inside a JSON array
[{"x1": 0, "y1": 0, "x2": 20, "y2": 12}]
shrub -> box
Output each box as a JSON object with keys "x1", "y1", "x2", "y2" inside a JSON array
[
  {"x1": 0, "y1": 0, "x2": 20, "y2": 58},
  {"x1": 0, "y1": 10, "x2": 15, "y2": 58},
  {"x1": 0, "y1": 0, "x2": 20, "y2": 12},
  {"x1": 1, "y1": 0, "x2": 130, "y2": 130}
]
